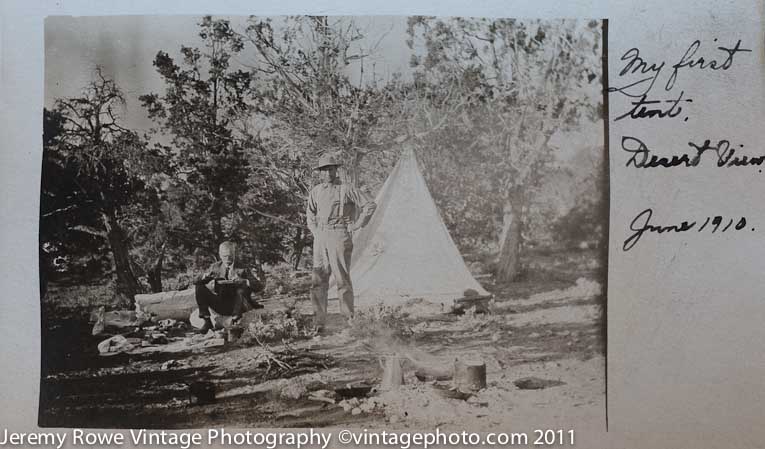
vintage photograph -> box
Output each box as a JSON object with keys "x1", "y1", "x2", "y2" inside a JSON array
[{"x1": 40, "y1": 15, "x2": 607, "y2": 429}]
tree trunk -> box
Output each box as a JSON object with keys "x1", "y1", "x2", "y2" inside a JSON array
[
  {"x1": 350, "y1": 151, "x2": 363, "y2": 188},
  {"x1": 290, "y1": 227, "x2": 305, "y2": 270},
  {"x1": 212, "y1": 212, "x2": 223, "y2": 245},
  {"x1": 496, "y1": 193, "x2": 524, "y2": 282},
  {"x1": 135, "y1": 289, "x2": 197, "y2": 321},
  {"x1": 341, "y1": 151, "x2": 362, "y2": 188},
  {"x1": 209, "y1": 196, "x2": 224, "y2": 245},
  {"x1": 147, "y1": 243, "x2": 166, "y2": 293},
  {"x1": 147, "y1": 265, "x2": 163, "y2": 293},
  {"x1": 102, "y1": 211, "x2": 140, "y2": 305}
]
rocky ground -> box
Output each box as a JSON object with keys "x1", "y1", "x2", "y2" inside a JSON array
[{"x1": 39, "y1": 249, "x2": 605, "y2": 431}]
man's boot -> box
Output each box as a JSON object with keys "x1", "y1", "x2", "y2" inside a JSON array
[
  {"x1": 245, "y1": 295, "x2": 264, "y2": 310},
  {"x1": 198, "y1": 317, "x2": 214, "y2": 333}
]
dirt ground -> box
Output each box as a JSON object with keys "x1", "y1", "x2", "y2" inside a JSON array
[{"x1": 39, "y1": 249, "x2": 605, "y2": 431}]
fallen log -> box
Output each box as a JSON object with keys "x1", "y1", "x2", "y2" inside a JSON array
[
  {"x1": 414, "y1": 366, "x2": 453, "y2": 382},
  {"x1": 135, "y1": 288, "x2": 197, "y2": 321},
  {"x1": 513, "y1": 377, "x2": 565, "y2": 390}
]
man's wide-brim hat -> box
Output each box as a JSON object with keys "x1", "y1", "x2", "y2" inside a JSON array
[{"x1": 313, "y1": 153, "x2": 342, "y2": 170}]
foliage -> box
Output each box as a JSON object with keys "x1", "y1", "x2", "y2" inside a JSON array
[
  {"x1": 242, "y1": 16, "x2": 408, "y2": 187},
  {"x1": 230, "y1": 16, "x2": 421, "y2": 267},
  {"x1": 41, "y1": 70, "x2": 167, "y2": 302},
  {"x1": 261, "y1": 263, "x2": 312, "y2": 297},
  {"x1": 140, "y1": 16, "x2": 293, "y2": 268},
  {"x1": 405, "y1": 18, "x2": 603, "y2": 278},
  {"x1": 40, "y1": 109, "x2": 108, "y2": 283},
  {"x1": 42, "y1": 16, "x2": 606, "y2": 296},
  {"x1": 242, "y1": 308, "x2": 316, "y2": 343},
  {"x1": 42, "y1": 282, "x2": 123, "y2": 318},
  {"x1": 551, "y1": 193, "x2": 606, "y2": 250},
  {"x1": 159, "y1": 267, "x2": 202, "y2": 292}
]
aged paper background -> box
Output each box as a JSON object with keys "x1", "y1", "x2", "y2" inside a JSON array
[
  {"x1": 1, "y1": 0, "x2": 763, "y2": 448},
  {"x1": 607, "y1": 2, "x2": 765, "y2": 448}
]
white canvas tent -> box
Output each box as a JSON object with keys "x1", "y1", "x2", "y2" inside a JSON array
[{"x1": 328, "y1": 148, "x2": 491, "y2": 308}]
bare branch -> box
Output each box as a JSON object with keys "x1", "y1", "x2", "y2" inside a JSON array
[
  {"x1": 69, "y1": 225, "x2": 107, "y2": 239},
  {"x1": 42, "y1": 204, "x2": 81, "y2": 218}
]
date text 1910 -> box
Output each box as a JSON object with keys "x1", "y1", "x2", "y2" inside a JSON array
[{"x1": 623, "y1": 208, "x2": 750, "y2": 251}]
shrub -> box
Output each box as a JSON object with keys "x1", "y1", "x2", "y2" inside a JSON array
[
  {"x1": 161, "y1": 267, "x2": 199, "y2": 291},
  {"x1": 242, "y1": 307, "x2": 315, "y2": 344},
  {"x1": 262, "y1": 263, "x2": 311, "y2": 298},
  {"x1": 348, "y1": 304, "x2": 414, "y2": 344}
]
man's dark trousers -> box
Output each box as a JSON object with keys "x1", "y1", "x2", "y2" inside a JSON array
[{"x1": 195, "y1": 283, "x2": 251, "y2": 317}]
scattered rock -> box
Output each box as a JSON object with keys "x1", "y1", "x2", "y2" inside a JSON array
[
  {"x1": 307, "y1": 389, "x2": 336, "y2": 404},
  {"x1": 188, "y1": 381, "x2": 216, "y2": 405},
  {"x1": 97, "y1": 335, "x2": 135, "y2": 356},
  {"x1": 351, "y1": 407, "x2": 362, "y2": 416},
  {"x1": 280, "y1": 380, "x2": 308, "y2": 400},
  {"x1": 150, "y1": 333, "x2": 169, "y2": 345},
  {"x1": 433, "y1": 387, "x2": 472, "y2": 401},
  {"x1": 158, "y1": 319, "x2": 177, "y2": 329},
  {"x1": 339, "y1": 397, "x2": 363, "y2": 411},
  {"x1": 466, "y1": 395, "x2": 487, "y2": 405},
  {"x1": 528, "y1": 332, "x2": 541, "y2": 338},
  {"x1": 359, "y1": 401, "x2": 374, "y2": 413},
  {"x1": 160, "y1": 360, "x2": 178, "y2": 370}
]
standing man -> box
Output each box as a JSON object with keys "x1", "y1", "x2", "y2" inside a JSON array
[
  {"x1": 306, "y1": 153, "x2": 376, "y2": 329},
  {"x1": 194, "y1": 241, "x2": 264, "y2": 332}
]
